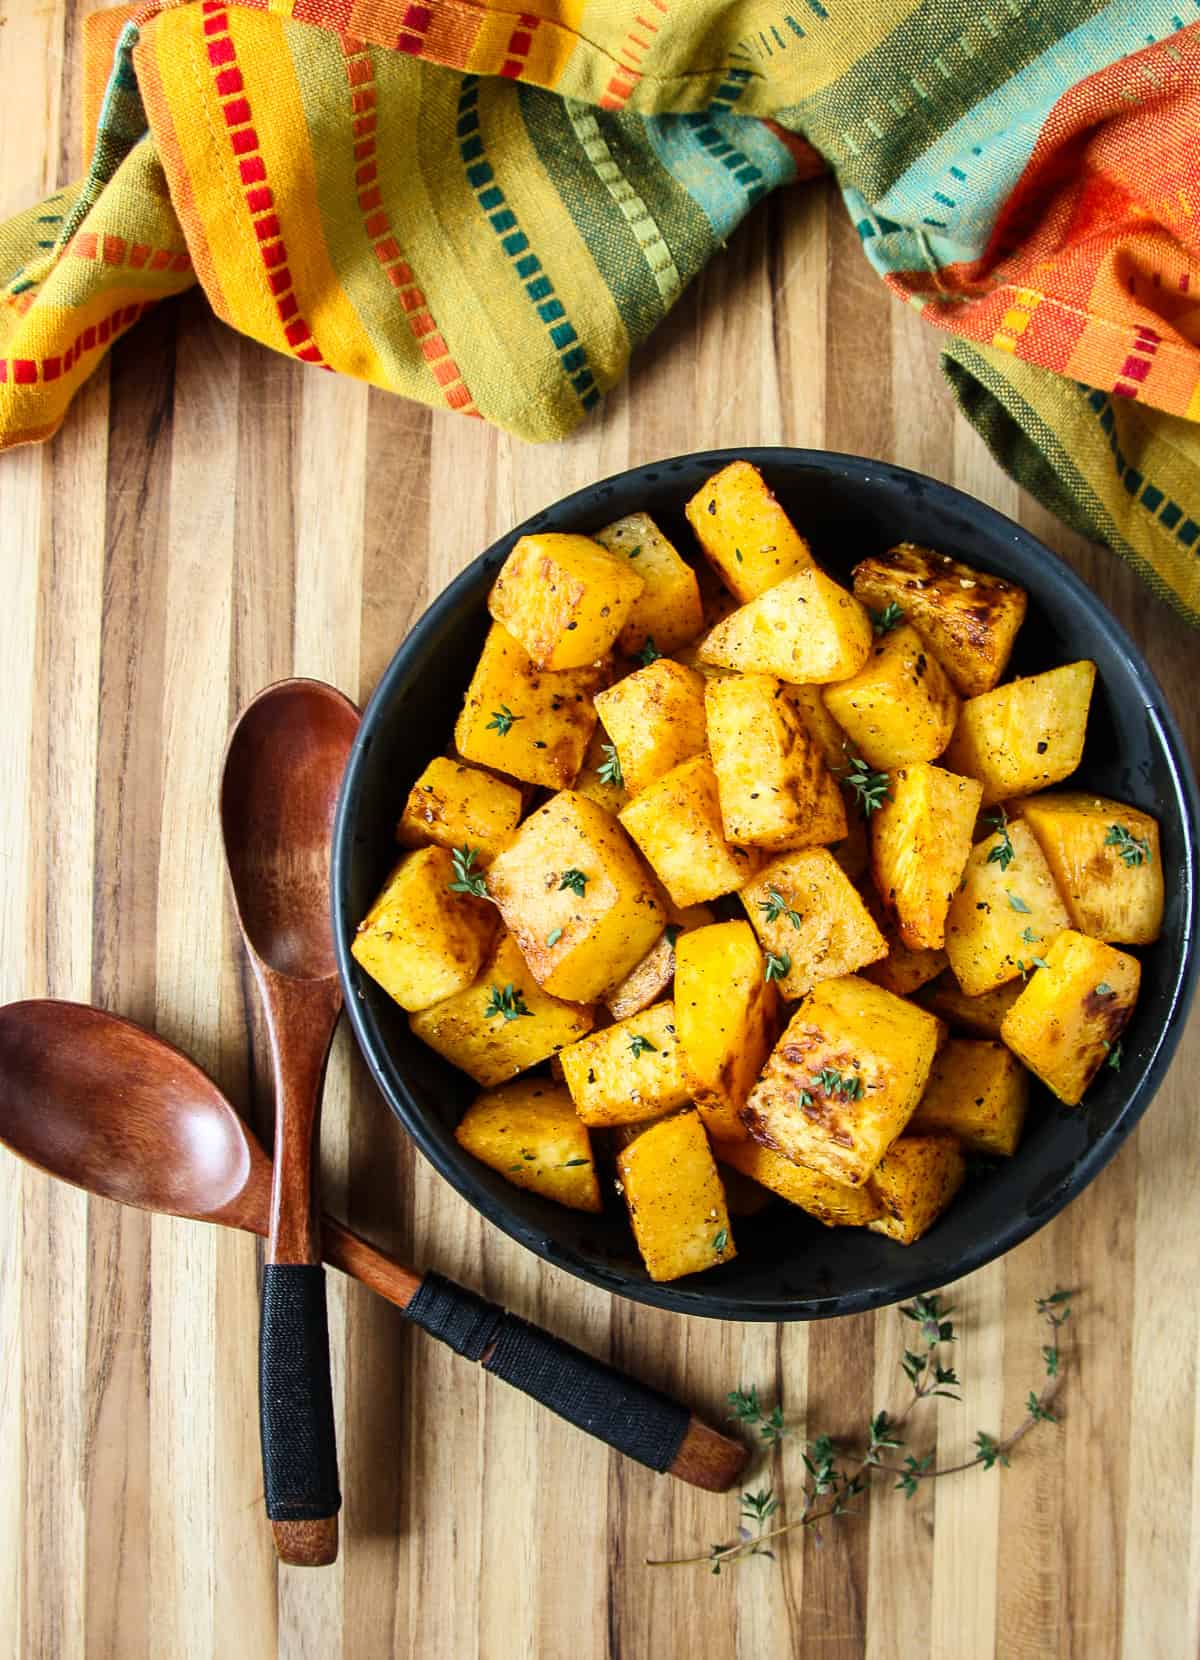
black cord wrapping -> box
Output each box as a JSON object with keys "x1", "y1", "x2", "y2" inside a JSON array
[
  {"x1": 259, "y1": 1264, "x2": 341, "y2": 1522},
  {"x1": 407, "y1": 1271, "x2": 690, "y2": 1474}
]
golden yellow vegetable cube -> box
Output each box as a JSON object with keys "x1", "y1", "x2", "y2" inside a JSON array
[
  {"x1": 698, "y1": 569, "x2": 873, "y2": 684},
  {"x1": 397, "y1": 756, "x2": 522, "y2": 864},
  {"x1": 706, "y1": 674, "x2": 848, "y2": 851},
  {"x1": 455, "y1": 623, "x2": 605, "y2": 790},
  {"x1": 942, "y1": 660, "x2": 1096, "y2": 807},
  {"x1": 674, "y1": 920, "x2": 779, "y2": 1142},
  {"x1": 1000, "y1": 929, "x2": 1140, "y2": 1105},
  {"x1": 718, "y1": 1139, "x2": 882, "y2": 1227},
  {"x1": 871, "y1": 763, "x2": 983, "y2": 950},
  {"x1": 593, "y1": 512, "x2": 704, "y2": 656},
  {"x1": 409, "y1": 933, "x2": 595, "y2": 1087},
  {"x1": 860, "y1": 888, "x2": 948, "y2": 996},
  {"x1": 619, "y1": 755, "x2": 763, "y2": 907},
  {"x1": 908, "y1": 1039, "x2": 1028, "y2": 1156},
  {"x1": 943, "y1": 818, "x2": 1072, "y2": 996},
  {"x1": 560, "y1": 999, "x2": 689, "y2": 1126},
  {"x1": 919, "y1": 972, "x2": 1023, "y2": 1038},
  {"x1": 352, "y1": 846, "x2": 497, "y2": 1012},
  {"x1": 852, "y1": 544, "x2": 1027, "y2": 698},
  {"x1": 571, "y1": 726, "x2": 628, "y2": 816},
  {"x1": 486, "y1": 789, "x2": 667, "y2": 1003},
  {"x1": 616, "y1": 1109, "x2": 735, "y2": 1282},
  {"x1": 866, "y1": 1135, "x2": 966, "y2": 1244},
  {"x1": 593, "y1": 658, "x2": 708, "y2": 795},
  {"x1": 455, "y1": 1080, "x2": 601, "y2": 1211},
  {"x1": 822, "y1": 623, "x2": 959, "y2": 771},
  {"x1": 788, "y1": 684, "x2": 852, "y2": 773},
  {"x1": 488, "y1": 531, "x2": 644, "y2": 670},
  {"x1": 1013, "y1": 792, "x2": 1163, "y2": 946},
  {"x1": 740, "y1": 849, "x2": 887, "y2": 1000},
  {"x1": 684, "y1": 459, "x2": 815, "y2": 602},
  {"x1": 605, "y1": 903, "x2": 714, "y2": 1021},
  {"x1": 743, "y1": 975, "x2": 941, "y2": 1186}
]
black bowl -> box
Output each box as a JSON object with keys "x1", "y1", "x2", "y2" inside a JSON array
[{"x1": 332, "y1": 448, "x2": 1200, "y2": 1321}]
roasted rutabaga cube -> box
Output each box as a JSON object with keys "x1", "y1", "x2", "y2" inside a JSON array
[
  {"x1": 619, "y1": 754, "x2": 764, "y2": 907},
  {"x1": 788, "y1": 683, "x2": 852, "y2": 773},
  {"x1": 697, "y1": 569, "x2": 874, "y2": 684},
  {"x1": 919, "y1": 971, "x2": 1023, "y2": 1038},
  {"x1": 396, "y1": 756, "x2": 523, "y2": 864},
  {"x1": 822, "y1": 622, "x2": 959, "y2": 770},
  {"x1": 742, "y1": 974, "x2": 942, "y2": 1187},
  {"x1": 593, "y1": 658, "x2": 708, "y2": 795},
  {"x1": 908, "y1": 1038, "x2": 1028, "y2": 1156},
  {"x1": 409, "y1": 933, "x2": 594, "y2": 1087},
  {"x1": 942, "y1": 660, "x2": 1096, "y2": 806},
  {"x1": 684, "y1": 459, "x2": 815, "y2": 603},
  {"x1": 860, "y1": 887, "x2": 948, "y2": 997},
  {"x1": 705, "y1": 674, "x2": 847, "y2": 851},
  {"x1": 1013, "y1": 792, "x2": 1163, "y2": 946},
  {"x1": 943, "y1": 816, "x2": 1072, "y2": 996},
  {"x1": 454, "y1": 1080, "x2": 601, "y2": 1211},
  {"x1": 454, "y1": 623, "x2": 604, "y2": 790},
  {"x1": 486, "y1": 790, "x2": 667, "y2": 1003},
  {"x1": 560, "y1": 999, "x2": 690, "y2": 1126},
  {"x1": 616, "y1": 1109, "x2": 736, "y2": 1282},
  {"x1": 871, "y1": 763, "x2": 983, "y2": 950},
  {"x1": 593, "y1": 511, "x2": 704, "y2": 656},
  {"x1": 866, "y1": 1135, "x2": 966, "y2": 1245},
  {"x1": 488, "y1": 531, "x2": 644, "y2": 669},
  {"x1": 718, "y1": 1138, "x2": 883, "y2": 1227},
  {"x1": 605, "y1": 903, "x2": 714, "y2": 1022},
  {"x1": 1000, "y1": 929, "x2": 1140, "y2": 1105},
  {"x1": 852, "y1": 545, "x2": 1027, "y2": 698},
  {"x1": 740, "y1": 849, "x2": 887, "y2": 1000},
  {"x1": 674, "y1": 920, "x2": 778, "y2": 1142},
  {"x1": 352, "y1": 846, "x2": 497, "y2": 1012}
]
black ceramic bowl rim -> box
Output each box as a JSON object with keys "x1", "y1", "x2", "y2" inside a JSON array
[{"x1": 333, "y1": 447, "x2": 1200, "y2": 1322}]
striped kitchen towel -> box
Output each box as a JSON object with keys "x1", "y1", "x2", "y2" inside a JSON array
[{"x1": 3, "y1": 1, "x2": 1200, "y2": 622}]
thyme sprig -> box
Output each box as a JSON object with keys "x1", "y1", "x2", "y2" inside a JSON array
[
  {"x1": 1105, "y1": 823, "x2": 1152, "y2": 867},
  {"x1": 448, "y1": 844, "x2": 489, "y2": 899},
  {"x1": 841, "y1": 757, "x2": 891, "y2": 819},
  {"x1": 985, "y1": 809, "x2": 1015, "y2": 872}
]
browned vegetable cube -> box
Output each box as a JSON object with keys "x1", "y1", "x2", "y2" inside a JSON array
[
  {"x1": 486, "y1": 790, "x2": 667, "y2": 1003},
  {"x1": 866, "y1": 1135, "x2": 966, "y2": 1244},
  {"x1": 943, "y1": 817, "x2": 1072, "y2": 996},
  {"x1": 455, "y1": 623, "x2": 605, "y2": 790},
  {"x1": 718, "y1": 1139, "x2": 883, "y2": 1227},
  {"x1": 1000, "y1": 929, "x2": 1140, "y2": 1105},
  {"x1": 743, "y1": 974, "x2": 942, "y2": 1186},
  {"x1": 560, "y1": 1000, "x2": 689, "y2": 1126},
  {"x1": 605, "y1": 903, "x2": 714, "y2": 1022},
  {"x1": 706, "y1": 674, "x2": 847, "y2": 851},
  {"x1": 822, "y1": 622, "x2": 959, "y2": 770},
  {"x1": 352, "y1": 846, "x2": 497, "y2": 1012},
  {"x1": 619, "y1": 755, "x2": 763, "y2": 907},
  {"x1": 788, "y1": 684, "x2": 852, "y2": 773},
  {"x1": 488, "y1": 531, "x2": 643, "y2": 669},
  {"x1": 859, "y1": 888, "x2": 948, "y2": 996},
  {"x1": 942, "y1": 660, "x2": 1096, "y2": 806},
  {"x1": 397, "y1": 756, "x2": 522, "y2": 864},
  {"x1": 739, "y1": 849, "x2": 887, "y2": 1000},
  {"x1": 455, "y1": 1080, "x2": 601, "y2": 1211},
  {"x1": 594, "y1": 512, "x2": 704, "y2": 656},
  {"x1": 594, "y1": 659, "x2": 708, "y2": 795},
  {"x1": 684, "y1": 459, "x2": 815, "y2": 602},
  {"x1": 919, "y1": 972, "x2": 1024, "y2": 1038},
  {"x1": 674, "y1": 920, "x2": 778, "y2": 1142},
  {"x1": 908, "y1": 1039, "x2": 1029, "y2": 1156},
  {"x1": 616, "y1": 1109, "x2": 735, "y2": 1282},
  {"x1": 1013, "y1": 792, "x2": 1163, "y2": 945},
  {"x1": 871, "y1": 763, "x2": 983, "y2": 950},
  {"x1": 697, "y1": 569, "x2": 873, "y2": 684}
]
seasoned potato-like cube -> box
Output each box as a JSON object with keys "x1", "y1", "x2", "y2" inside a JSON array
[
  {"x1": 352, "y1": 847, "x2": 496, "y2": 1012},
  {"x1": 942, "y1": 661, "x2": 1096, "y2": 806},
  {"x1": 822, "y1": 623, "x2": 958, "y2": 771},
  {"x1": 487, "y1": 790, "x2": 666, "y2": 1003},
  {"x1": 455, "y1": 1080, "x2": 601, "y2": 1211},
  {"x1": 740, "y1": 850, "x2": 886, "y2": 1000},
  {"x1": 397, "y1": 756, "x2": 522, "y2": 864},
  {"x1": 594, "y1": 659, "x2": 708, "y2": 795},
  {"x1": 488, "y1": 531, "x2": 643, "y2": 670},
  {"x1": 919, "y1": 972, "x2": 1023, "y2": 1038},
  {"x1": 1000, "y1": 929, "x2": 1140, "y2": 1105},
  {"x1": 593, "y1": 512, "x2": 704, "y2": 656},
  {"x1": 620, "y1": 755, "x2": 763, "y2": 907},
  {"x1": 684, "y1": 459, "x2": 815, "y2": 602},
  {"x1": 852, "y1": 545, "x2": 1027, "y2": 697},
  {"x1": 410, "y1": 933, "x2": 594, "y2": 1086},
  {"x1": 455, "y1": 623, "x2": 604, "y2": 790},
  {"x1": 616, "y1": 1109, "x2": 735, "y2": 1282},
  {"x1": 718, "y1": 1138, "x2": 882, "y2": 1227},
  {"x1": 571, "y1": 726, "x2": 628, "y2": 816},
  {"x1": 866, "y1": 1135, "x2": 966, "y2": 1244},
  {"x1": 606, "y1": 903, "x2": 714, "y2": 1021},
  {"x1": 698, "y1": 569, "x2": 872, "y2": 685},
  {"x1": 706, "y1": 674, "x2": 847, "y2": 851},
  {"x1": 1013, "y1": 792, "x2": 1163, "y2": 945},
  {"x1": 908, "y1": 1039, "x2": 1028, "y2": 1156},
  {"x1": 871, "y1": 763, "x2": 983, "y2": 950},
  {"x1": 788, "y1": 684, "x2": 851, "y2": 773},
  {"x1": 860, "y1": 889, "x2": 948, "y2": 996},
  {"x1": 944, "y1": 818, "x2": 1071, "y2": 996},
  {"x1": 674, "y1": 921, "x2": 778, "y2": 1142},
  {"x1": 743, "y1": 975, "x2": 941, "y2": 1186},
  {"x1": 560, "y1": 1000, "x2": 688, "y2": 1126}
]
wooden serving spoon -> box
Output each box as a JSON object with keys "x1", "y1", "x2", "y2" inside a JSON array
[
  {"x1": 220, "y1": 678, "x2": 360, "y2": 1566},
  {"x1": 0, "y1": 1000, "x2": 748, "y2": 1495}
]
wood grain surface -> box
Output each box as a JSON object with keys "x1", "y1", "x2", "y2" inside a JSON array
[{"x1": 3, "y1": 7, "x2": 1199, "y2": 1655}]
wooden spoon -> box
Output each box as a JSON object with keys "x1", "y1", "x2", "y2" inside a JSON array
[
  {"x1": 220, "y1": 678, "x2": 360, "y2": 1566},
  {"x1": 0, "y1": 1000, "x2": 747, "y2": 1494}
]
